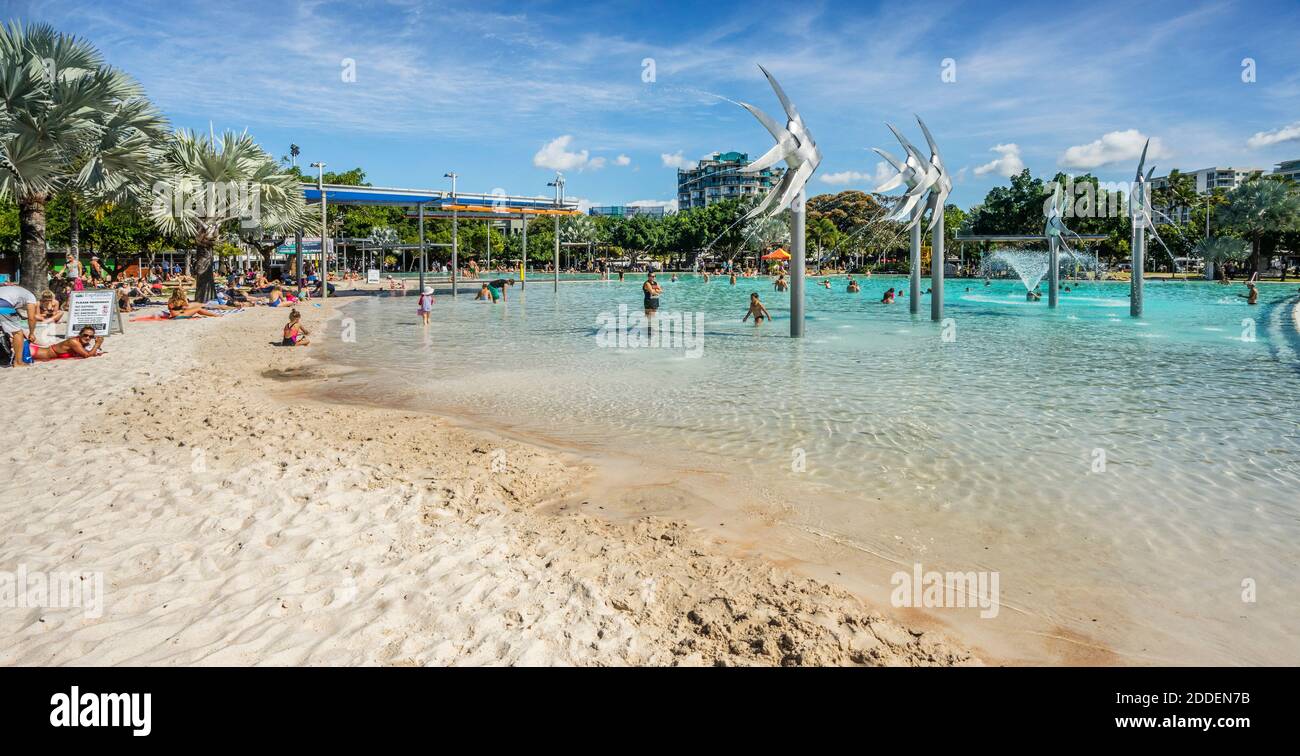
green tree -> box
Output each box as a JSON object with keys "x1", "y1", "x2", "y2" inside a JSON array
[
  {"x1": 150, "y1": 129, "x2": 310, "y2": 300},
  {"x1": 0, "y1": 22, "x2": 166, "y2": 287},
  {"x1": 1216, "y1": 178, "x2": 1300, "y2": 275}
]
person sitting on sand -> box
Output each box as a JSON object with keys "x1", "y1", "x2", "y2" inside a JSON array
[
  {"x1": 882, "y1": 287, "x2": 896, "y2": 304},
  {"x1": 282, "y1": 309, "x2": 310, "y2": 346},
  {"x1": 1239, "y1": 282, "x2": 1259, "y2": 305},
  {"x1": 14, "y1": 325, "x2": 104, "y2": 365},
  {"x1": 166, "y1": 289, "x2": 221, "y2": 318},
  {"x1": 263, "y1": 286, "x2": 285, "y2": 307},
  {"x1": 36, "y1": 290, "x2": 63, "y2": 324},
  {"x1": 847, "y1": 277, "x2": 860, "y2": 293},
  {"x1": 742, "y1": 292, "x2": 771, "y2": 324}
]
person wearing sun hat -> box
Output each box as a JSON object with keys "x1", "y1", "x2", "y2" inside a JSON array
[{"x1": 416, "y1": 285, "x2": 435, "y2": 325}]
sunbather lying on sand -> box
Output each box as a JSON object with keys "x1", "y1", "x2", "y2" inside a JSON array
[
  {"x1": 166, "y1": 290, "x2": 222, "y2": 318},
  {"x1": 14, "y1": 325, "x2": 104, "y2": 365}
]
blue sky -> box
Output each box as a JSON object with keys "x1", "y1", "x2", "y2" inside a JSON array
[{"x1": 10, "y1": 0, "x2": 1300, "y2": 210}]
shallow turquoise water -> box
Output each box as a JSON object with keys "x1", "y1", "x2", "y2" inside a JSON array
[{"x1": 323, "y1": 275, "x2": 1300, "y2": 663}]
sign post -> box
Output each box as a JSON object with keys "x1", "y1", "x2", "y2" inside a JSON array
[{"x1": 66, "y1": 290, "x2": 123, "y2": 337}]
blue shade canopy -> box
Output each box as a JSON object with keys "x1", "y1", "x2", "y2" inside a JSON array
[{"x1": 301, "y1": 184, "x2": 579, "y2": 212}]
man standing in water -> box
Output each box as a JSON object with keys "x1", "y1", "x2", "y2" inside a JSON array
[{"x1": 643, "y1": 271, "x2": 662, "y2": 337}]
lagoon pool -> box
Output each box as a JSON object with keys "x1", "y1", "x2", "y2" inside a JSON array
[{"x1": 320, "y1": 275, "x2": 1300, "y2": 664}]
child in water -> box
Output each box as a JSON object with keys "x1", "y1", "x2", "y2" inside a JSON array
[
  {"x1": 416, "y1": 286, "x2": 434, "y2": 325},
  {"x1": 881, "y1": 288, "x2": 895, "y2": 304},
  {"x1": 742, "y1": 292, "x2": 771, "y2": 325},
  {"x1": 476, "y1": 283, "x2": 497, "y2": 302}
]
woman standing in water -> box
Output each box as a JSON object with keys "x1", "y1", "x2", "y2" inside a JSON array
[{"x1": 643, "y1": 271, "x2": 662, "y2": 335}]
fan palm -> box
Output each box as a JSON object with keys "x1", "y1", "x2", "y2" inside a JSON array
[
  {"x1": 1216, "y1": 179, "x2": 1300, "y2": 275},
  {"x1": 151, "y1": 129, "x2": 310, "y2": 301},
  {"x1": 0, "y1": 21, "x2": 166, "y2": 287},
  {"x1": 1193, "y1": 236, "x2": 1249, "y2": 281}
]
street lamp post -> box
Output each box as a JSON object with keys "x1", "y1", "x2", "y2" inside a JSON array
[{"x1": 310, "y1": 161, "x2": 327, "y2": 299}]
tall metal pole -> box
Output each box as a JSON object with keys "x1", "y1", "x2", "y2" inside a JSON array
[
  {"x1": 930, "y1": 212, "x2": 944, "y2": 321},
  {"x1": 445, "y1": 172, "x2": 458, "y2": 298},
  {"x1": 548, "y1": 172, "x2": 564, "y2": 293},
  {"x1": 311, "y1": 162, "x2": 327, "y2": 300},
  {"x1": 418, "y1": 203, "x2": 426, "y2": 291},
  {"x1": 521, "y1": 213, "x2": 527, "y2": 288},
  {"x1": 909, "y1": 222, "x2": 921, "y2": 315},
  {"x1": 486, "y1": 220, "x2": 492, "y2": 271},
  {"x1": 790, "y1": 187, "x2": 806, "y2": 338},
  {"x1": 1048, "y1": 233, "x2": 1060, "y2": 308},
  {"x1": 1131, "y1": 219, "x2": 1145, "y2": 317},
  {"x1": 294, "y1": 230, "x2": 303, "y2": 288}
]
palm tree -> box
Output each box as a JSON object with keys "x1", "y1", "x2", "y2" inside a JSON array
[
  {"x1": 0, "y1": 22, "x2": 166, "y2": 287},
  {"x1": 1216, "y1": 179, "x2": 1300, "y2": 275},
  {"x1": 1193, "y1": 236, "x2": 1248, "y2": 281},
  {"x1": 150, "y1": 129, "x2": 310, "y2": 301}
]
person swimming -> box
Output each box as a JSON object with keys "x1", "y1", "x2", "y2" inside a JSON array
[
  {"x1": 774, "y1": 274, "x2": 788, "y2": 292},
  {"x1": 729, "y1": 272, "x2": 737, "y2": 286},
  {"x1": 1239, "y1": 282, "x2": 1259, "y2": 305},
  {"x1": 881, "y1": 287, "x2": 895, "y2": 304},
  {"x1": 742, "y1": 292, "x2": 771, "y2": 324},
  {"x1": 847, "y1": 277, "x2": 860, "y2": 293}
]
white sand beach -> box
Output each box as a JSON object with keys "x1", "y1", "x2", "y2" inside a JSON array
[{"x1": 0, "y1": 299, "x2": 978, "y2": 666}]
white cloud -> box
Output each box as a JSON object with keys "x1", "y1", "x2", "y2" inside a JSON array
[
  {"x1": 533, "y1": 135, "x2": 604, "y2": 171},
  {"x1": 1059, "y1": 130, "x2": 1169, "y2": 169},
  {"x1": 1246, "y1": 122, "x2": 1300, "y2": 149},
  {"x1": 661, "y1": 151, "x2": 697, "y2": 170},
  {"x1": 974, "y1": 143, "x2": 1025, "y2": 177},
  {"x1": 820, "y1": 162, "x2": 894, "y2": 187},
  {"x1": 615, "y1": 154, "x2": 632, "y2": 166}
]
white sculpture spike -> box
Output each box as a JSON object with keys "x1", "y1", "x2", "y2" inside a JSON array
[
  {"x1": 873, "y1": 115, "x2": 952, "y2": 321},
  {"x1": 874, "y1": 117, "x2": 950, "y2": 231},
  {"x1": 735, "y1": 65, "x2": 821, "y2": 223}
]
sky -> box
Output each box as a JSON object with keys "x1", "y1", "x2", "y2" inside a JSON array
[{"x1": 8, "y1": 0, "x2": 1300, "y2": 211}]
